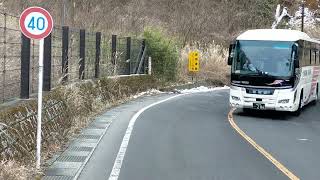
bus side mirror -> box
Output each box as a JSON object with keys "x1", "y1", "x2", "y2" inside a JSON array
[
  {"x1": 292, "y1": 44, "x2": 299, "y2": 68},
  {"x1": 228, "y1": 43, "x2": 235, "y2": 66}
]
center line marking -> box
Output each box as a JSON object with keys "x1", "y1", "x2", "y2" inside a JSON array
[
  {"x1": 228, "y1": 108, "x2": 300, "y2": 180},
  {"x1": 107, "y1": 94, "x2": 184, "y2": 180}
]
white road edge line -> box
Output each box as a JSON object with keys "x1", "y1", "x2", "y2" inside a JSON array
[
  {"x1": 107, "y1": 94, "x2": 184, "y2": 180},
  {"x1": 107, "y1": 87, "x2": 230, "y2": 180}
]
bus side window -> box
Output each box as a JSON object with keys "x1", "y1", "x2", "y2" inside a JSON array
[
  {"x1": 318, "y1": 50, "x2": 320, "y2": 65},
  {"x1": 309, "y1": 44, "x2": 312, "y2": 65},
  {"x1": 319, "y1": 50, "x2": 320, "y2": 65},
  {"x1": 298, "y1": 41, "x2": 304, "y2": 67},
  {"x1": 303, "y1": 43, "x2": 308, "y2": 66},
  {"x1": 306, "y1": 42, "x2": 311, "y2": 66},
  {"x1": 314, "y1": 49, "x2": 317, "y2": 65}
]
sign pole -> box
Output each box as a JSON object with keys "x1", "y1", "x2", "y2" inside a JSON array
[
  {"x1": 20, "y1": 6, "x2": 53, "y2": 170},
  {"x1": 36, "y1": 38, "x2": 44, "y2": 170},
  {"x1": 191, "y1": 73, "x2": 194, "y2": 83}
]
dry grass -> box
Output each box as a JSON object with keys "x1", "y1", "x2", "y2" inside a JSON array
[
  {"x1": 178, "y1": 43, "x2": 230, "y2": 85},
  {"x1": 0, "y1": 75, "x2": 160, "y2": 179},
  {"x1": 0, "y1": 160, "x2": 38, "y2": 180}
]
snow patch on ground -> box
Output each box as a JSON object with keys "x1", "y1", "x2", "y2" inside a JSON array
[
  {"x1": 129, "y1": 86, "x2": 229, "y2": 99},
  {"x1": 179, "y1": 86, "x2": 229, "y2": 94},
  {"x1": 132, "y1": 89, "x2": 164, "y2": 99}
]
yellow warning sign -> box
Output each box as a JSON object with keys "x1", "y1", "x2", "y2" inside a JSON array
[{"x1": 188, "y1": 51, "x2": 200, "y2": 72}]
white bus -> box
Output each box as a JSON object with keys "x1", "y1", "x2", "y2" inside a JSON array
[{"x1": 228, "y1": 29, "x2": 320, "y2": 115}]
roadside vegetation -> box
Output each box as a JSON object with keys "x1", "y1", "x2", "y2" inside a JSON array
[
  {"x1": 0, "y1": 76, "x2": 163, "y2": 180},
  {"x1": 178, "y1": 43, "x2": 229, "y2": 85},
  {"x1": 144, "y1": 28, "x2": 179, "y2": 81}
]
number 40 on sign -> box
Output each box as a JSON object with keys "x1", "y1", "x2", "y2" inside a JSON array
[{"x1": 20, "y1": 7, "x2": 53, "y2": 40}]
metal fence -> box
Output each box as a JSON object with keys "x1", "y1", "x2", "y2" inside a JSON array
[
  {"x1": 0, "y1": 12, "x2": 148, "y2": 103},
  {"x1": 0, "y1": 12, "x2": 21, "y2": 103}
]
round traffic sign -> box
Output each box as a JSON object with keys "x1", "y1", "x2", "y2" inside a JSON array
[{"x1": 19, "y1": 7, "x2": 53, "y2": 40}]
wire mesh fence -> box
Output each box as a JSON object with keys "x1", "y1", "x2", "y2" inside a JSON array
[
  {"x1": 85, "y1": 32, "x2": 96, "y2": 79},
  {"x1": 0, "y1": 11, "x2": 147, "y2": 104},
  {"x1": 116, "y1": 37, "x2": 128, "y2": 75},
  {"x1": 0, "y1": 12, "x2": 22, "y2": 102},
  {"x1": 100, "y1": 35, "x2": 113, "y2": 77},
  {"x1": 30, "y1": 39, "x2": 40, "y2": 94},
  {"x1": 51, "y1": 27, "x2": 63, "y2": 88},
  {"x1": 131, "y1": 38, "x2": 143, "y2": 74},
  {"x1": 68, "y1": 28, "x2": 80, "y2": 83}
]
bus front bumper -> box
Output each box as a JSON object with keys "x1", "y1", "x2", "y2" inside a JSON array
[{"x1": 229, "y1": 86, "x2": 299, "y2": 112}]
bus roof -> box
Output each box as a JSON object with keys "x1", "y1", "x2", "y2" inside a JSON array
[{"x1": 236, "y1": 29, "x2": 320, "y2": 43}]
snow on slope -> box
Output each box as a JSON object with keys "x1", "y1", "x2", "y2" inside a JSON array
[{"x1": 289, "y1": 6, "x2": 317, "y2": 29}]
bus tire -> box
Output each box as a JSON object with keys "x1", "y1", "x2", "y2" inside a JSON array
[
  {"x1": 243, "y1": 108, "x2": 251, "y2": 114},
  {"x1": 293, "y1": 91, "x2": 303, "y2": 116}
]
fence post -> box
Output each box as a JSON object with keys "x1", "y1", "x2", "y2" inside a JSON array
[
  {"x1": 148, "y1": 56, "x2": 152, "y2": 75},
  {"x1": 20, "y1": 33, "x2": 30, "y2": 99},
  {"x1": 95, "y1": 32, "x2": 101, "y2": 78},
  {"x1": 111, "y1": 35, "x2": 117, "y2": 65},
  {"x1": 126, "y1": 37, "x2": 131, "y2": 75},
  {"x1": 143, "y1": 39, "x2": 147, "y2": 73},
  {"x1": 43, "y1": 33, "x2": 52, "y2": 91},
  {"x1": 79, "y1": 29, "x2": 85, "y2": 79},
  {"x1": 142, "y1": 39, "x2": 146, "y2": 73},
  {"x1": 62, "y1": 26, "x2": 69, "y2": 82}
]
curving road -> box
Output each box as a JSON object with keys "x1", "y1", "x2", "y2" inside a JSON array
[{"x1": 73, "y1": 89, "x2": 320, "y2": 180}]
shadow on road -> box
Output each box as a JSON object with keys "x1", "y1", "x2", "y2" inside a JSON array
[
  {"x1": 235, "y1": 103, "x2": 317, "y2": 121},
  {"x1": 236, "y1": 110, "x2": 291, "y2": 121}
]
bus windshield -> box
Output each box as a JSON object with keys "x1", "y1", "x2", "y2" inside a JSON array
[{"x1": 232, "y1": 40, "x2": 295, "y2": 77}]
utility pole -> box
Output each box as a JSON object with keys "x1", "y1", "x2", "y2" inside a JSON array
[{"x1": 301, "y1": 1, "x2": 305, "y2": 32}]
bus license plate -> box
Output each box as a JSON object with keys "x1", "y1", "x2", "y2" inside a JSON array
[{"x1": 253, "y1": 103, "x2": 265, "y2": 110}]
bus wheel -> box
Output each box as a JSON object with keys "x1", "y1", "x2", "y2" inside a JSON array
[
  {"x1": 243, "y1": 108, "x2": 251, "y2": 114},
  {"x1": 293, "y1": 91, "x2": 303, "y2": 116}
]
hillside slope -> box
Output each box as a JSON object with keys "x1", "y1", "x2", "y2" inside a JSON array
[{"x1": 2, "y1": 0, "x2": 278, "y2": 44}]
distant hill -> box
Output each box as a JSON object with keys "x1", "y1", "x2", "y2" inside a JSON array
[{"x1": 2, "y1": 0, "x2": 319, "y2": 44}]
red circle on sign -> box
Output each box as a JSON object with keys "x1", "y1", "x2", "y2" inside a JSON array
[{"x1": 19, "y1": 7, "x2": 53, "y2": 40}]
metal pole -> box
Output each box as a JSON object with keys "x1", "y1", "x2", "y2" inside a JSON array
[
  {"x1": 20, "y1": 34, "x2": 31, "y2": 99},
  {"x1": 95, "y1": 32, "x2": 101, "y2": 78},
  {"x1": 126, "y1": 37, "x2": 131, "y2": 75},
  {"x1": 148, "y1": 57, "x2": 152, "y2": 75},
  {"x1": 301, "y1": 1, "x2": 305, "y2": 32},
  {"x1": 43, "y1": 34, "x2": 52, "y2": 91},
  {"x1": 79, "y1": 29, "x2": 85, "y2": 79},
  {"x1": 36, "y1": 39, "x2": 44, "y2": 170}
]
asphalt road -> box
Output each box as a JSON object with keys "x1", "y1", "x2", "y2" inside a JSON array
[
  {"x1": 76, "y1": 89, "x2": 320, "y2": 180},
  {"x1": 234, "y1": 102, "x2": 320, "y2": 180}
]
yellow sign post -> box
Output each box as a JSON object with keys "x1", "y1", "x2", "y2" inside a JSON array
[{"x1": 188, "y1": 51, "x2": 200, "y2": 72}]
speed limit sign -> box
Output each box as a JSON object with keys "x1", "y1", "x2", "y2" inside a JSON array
[
  {"x1": 19, "y1": 7, "x2": 53, "y2": 170},
  {"x1": 19, "y1": 7, "x2": 53, "y2": 39}
]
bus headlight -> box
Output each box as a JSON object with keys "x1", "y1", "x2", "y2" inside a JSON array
[
  {"x1": 278, "y1": 99, "x2": 290, "y2": 104},
  {"x1": 231, "y1": 96, "x2": 240, "y2": 101}
]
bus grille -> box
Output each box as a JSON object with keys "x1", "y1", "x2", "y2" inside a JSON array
[{"x1": 246, "y1": 88, "x2": 274, "y2": 95}]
